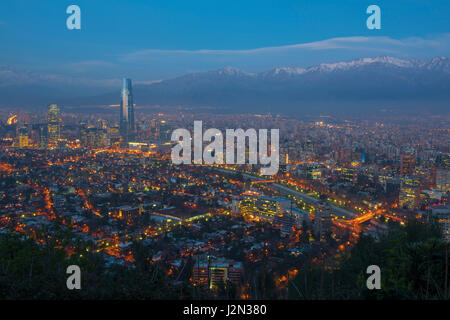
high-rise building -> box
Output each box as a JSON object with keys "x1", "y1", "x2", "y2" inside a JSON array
[
  {"x1": 108, "y1": 125, "x2": 121, "y2": 148},
  {"x1": 399, "y1": 177, "x2": 420, "y2": 210},
  {"x1": 400, "y1": 154, "x2": 415, "y2": 176},
  {"x1": 47, "y1": 104, "x2": 60, "y2": 147},
  {"x1": 119, "y1": 78, "x2": 135, "y2": 142},
  {"x1": 150, "y1": 119, "x2": 159, "y2": 140},
  {"x1": 18, "y1": 125, "x2": 29, "y2": 148},
  {"x1": 342, "y1": 166, "x2": 357, "y2": 183},
  {"x1": 39, "y1": 125, "x2": 48, "y2": 149}
]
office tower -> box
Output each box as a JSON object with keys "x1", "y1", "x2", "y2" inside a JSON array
[
  {"x1": 108, "y1": 125, "x2": 121, "y2": 148},
  {"x1": 93, "y1": 128, "x2": 107, "y2": 148},
  {"x1": 47, "y1": 104, "x2": 60, "y2": 147},
  {"x1": 119, "y1": 78, "x2": 135, "y2": 141},
  {"x1": 399, "y1": 177, "x2": 420, "y2": 210},
  {"x1": 39, "y1": 125, "x2": 48, "y2": 149},
  {"x1": 150, "y1": 119, "x2": 158, "y2": 137},
  {"x1": 18, "y1": 126, "x2": 29, "y2": 148},
  {"x1": 79, "y1": 122, "x2": 88, "y2": 147},
  {"x1": 400, "y1": 154, "x2": 415, "y2": 176},
  {"x1": 342, "y1": 166, "x2": 357, "y2": 183}
]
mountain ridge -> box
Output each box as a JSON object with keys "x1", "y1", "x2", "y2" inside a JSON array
[{"x1": 1, "y1": 56, "x2": 450, "y2": 113}]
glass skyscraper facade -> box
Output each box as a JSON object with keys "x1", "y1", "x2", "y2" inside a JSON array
[{"x1": 119, "y1": 78, "x2": 135, "y2": 141}]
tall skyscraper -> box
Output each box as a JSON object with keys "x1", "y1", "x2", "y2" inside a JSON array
[
  {"x1": 119, "y1": 78, "x2": 135, "y2": 142},
  {"x1": 47, "y1": 104, "x2": 60, "y2": 147}
]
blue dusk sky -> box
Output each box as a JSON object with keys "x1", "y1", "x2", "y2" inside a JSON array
[{"x1": 1, "y1": 0, "x2": 450, "y2": 82}]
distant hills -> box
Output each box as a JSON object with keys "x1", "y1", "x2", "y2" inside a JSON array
[{"x1": 1, "y1": 56, "x2": 450, "y2": 114}]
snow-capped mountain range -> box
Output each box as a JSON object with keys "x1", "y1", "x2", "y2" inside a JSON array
[
  {"x1": 209, "y1": 56, "x2": 450, "y2": 78},
  {"x1": 1, "y1": 56, "x2": 450, "y2": 113}
]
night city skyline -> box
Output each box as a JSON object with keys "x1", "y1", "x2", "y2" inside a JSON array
[{"x1": 0, "y1": 1, "x2": 449, "y2": 313}]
